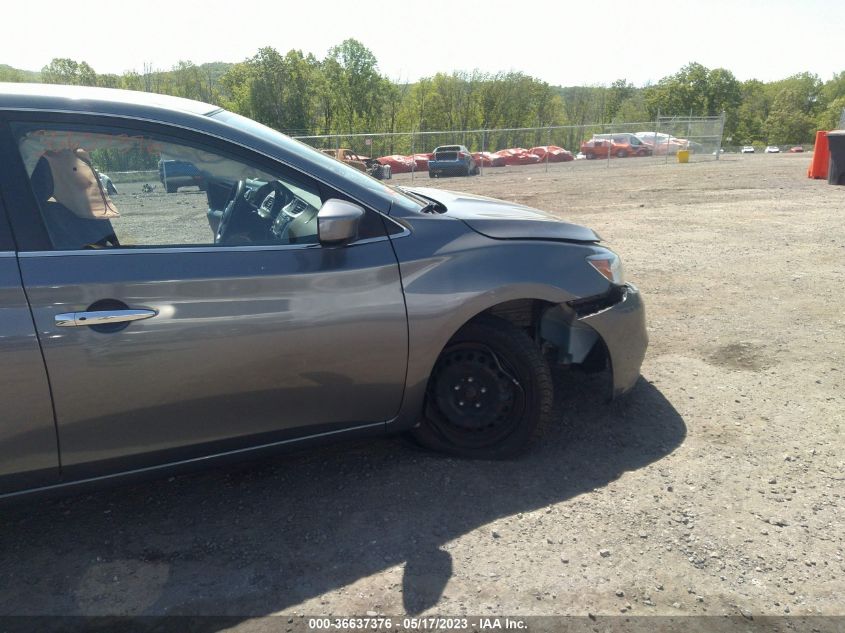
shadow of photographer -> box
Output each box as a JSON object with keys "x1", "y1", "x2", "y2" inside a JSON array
[{"x1": 0, "y1": 373, "x2": 685, "y2": 620}]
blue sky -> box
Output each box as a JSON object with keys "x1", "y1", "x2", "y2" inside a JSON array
[{"x1": 3, "y1": 0, "x2": 842, "y2": 85}]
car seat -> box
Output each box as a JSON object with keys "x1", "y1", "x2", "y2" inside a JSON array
[{"x1": 30, "y1": 155, "x2": 120, "y2": 249}]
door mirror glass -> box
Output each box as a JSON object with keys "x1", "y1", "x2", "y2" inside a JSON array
[{"x1": 318, "y1": 199, "x2": 364, "y2": 245}]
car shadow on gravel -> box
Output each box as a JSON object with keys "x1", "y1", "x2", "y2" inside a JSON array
[{"x1": 0, "y1": 373, "x2": 685, "y2": 619}]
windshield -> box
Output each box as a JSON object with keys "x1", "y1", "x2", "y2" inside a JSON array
[{"x1": 211, "y1": 110, "x2": 425, "y2": 212}]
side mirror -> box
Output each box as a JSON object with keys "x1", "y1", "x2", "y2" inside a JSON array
[{"x1": 317, "y1": 199, "x2": 365, "y2": 245}]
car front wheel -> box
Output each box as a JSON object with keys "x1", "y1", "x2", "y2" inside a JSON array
[{"x1": 412, "y1": 317, "x2": 553, "y2": 459}]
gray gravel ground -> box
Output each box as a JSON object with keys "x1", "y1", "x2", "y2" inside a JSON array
[{"x1": 1, "y1": 153, "x2": 842, "y2": 626}]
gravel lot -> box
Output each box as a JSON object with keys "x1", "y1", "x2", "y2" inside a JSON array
[{"x1": 1, "y1": 153, "x2": 843, "y2": 626}]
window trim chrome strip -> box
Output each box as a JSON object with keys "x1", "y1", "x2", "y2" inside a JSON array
[{"x1": 16, "y1": 229, "x2": 409, "y2": 257}]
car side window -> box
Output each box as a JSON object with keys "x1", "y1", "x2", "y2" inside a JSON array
[{"x1": 12, "y1": 124, "x2": 327, "y2": 250}]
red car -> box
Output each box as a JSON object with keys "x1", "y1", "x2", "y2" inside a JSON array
[
  {"x1": 580, "y1": 139, "x2": 618, "y2": 159},
  {"x1": 376, "y1": 154, "x2": 416, "y2": 174},
  {"x1": 788, "y1": 146, "x2": 804, "y2": 153},
  {"x1": 493, "y1": 148, "x2": 542, "y2": 166},
  {"x1": 529, "y1": 146, "x2": 575, "y2": 162},
  {"x1": 471, "y1": 151, "x2": 507, "y2": 167},
  {"x1": 411, "y1": 153, "x2": 432, "y2": 171},
  {"x1": 583, "y1": 134, "x2": 654, "y2": 159}
]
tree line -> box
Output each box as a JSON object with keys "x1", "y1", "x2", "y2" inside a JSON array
[{"x1": 2, "y1": 40, "x2": 843, "y2": 148}]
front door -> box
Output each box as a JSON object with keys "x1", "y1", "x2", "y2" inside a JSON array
[{"x1": 3, "y1": 118, "x2": 408, "y2": 476}]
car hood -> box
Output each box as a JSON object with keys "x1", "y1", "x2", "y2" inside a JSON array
[{"x1": 404, "y1": 187, "x2": 600, "y2": 243}]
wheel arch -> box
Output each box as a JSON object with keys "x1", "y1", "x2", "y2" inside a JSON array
[{"x1": 392, "y1": 285, "x2": 608, "y2": 431}]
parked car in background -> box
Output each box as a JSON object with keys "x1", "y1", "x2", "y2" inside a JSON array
[
  {"x1": 428, "y1": 145, "x2": 479, "y2": 177},
  {"x1": 471, "y1": 151, "x2": 507, "y2": 167},
  {"x1": 741, "y1": 146, "x2": 755, "y2": 154},
  {"x1": 320, "y1": 148, "x2": 390, "y2": 179},
  {"x1": 376, "y1": 154, "x2": 416, "y2": 174},
  {"x1": 634, "y1": 132, "x2": 689, "y2": 155},
  {"x1": 0, "y1": 83, "x2": 647, "y2": 498},
  {"x1": 591, "y1": 134, "x2": 653, "y2": 157},
  {"x1": 411, "y1": 153, "x2": 432, "y2": 172},
  {"x1": 788, "y1": 146, "x2": 804, "y2": 153},
  {"x1": 529, "y1": 146, "x2": 575, "y2": 162},
  {"x1": 493, "y1": 148, "x2": 542, "y2": 166},
  {"x1": 159, "y1": 159, "x2": 206, "y2": 192},
  {"x1": 582, "y1": 136, "x2": 652, "y2": 159},
  {"x1": 765, "y1": 145, "x2": 781, "y2": 153}
]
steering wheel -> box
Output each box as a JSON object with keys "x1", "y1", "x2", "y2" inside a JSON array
[
  {"x1": 215, "y1": 179, "x2": 247, "y2": 244},
  {"x1": 253, "y1": 180, "x2": 292, "y2": 220}
]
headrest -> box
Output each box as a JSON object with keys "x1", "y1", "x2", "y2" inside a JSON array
[{"x1": 39, "y1": 150, "x2": 119, "y2": 220}]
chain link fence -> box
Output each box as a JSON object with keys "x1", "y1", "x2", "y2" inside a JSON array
[{"x1": 294, "y1": 114, "x2": 725, "y2": 181}]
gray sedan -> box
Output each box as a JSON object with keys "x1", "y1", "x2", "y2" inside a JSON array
[{"x1": 0, "y1": 83, "x2": 647, "y2": 499}]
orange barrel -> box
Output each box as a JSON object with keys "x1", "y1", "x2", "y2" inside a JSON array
[{"x1": 807, "y1": 131, "x2": 829, "y2": 179}]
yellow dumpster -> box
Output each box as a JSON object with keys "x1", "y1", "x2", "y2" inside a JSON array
[{"x1": 677, "y1": 149, "x2": 690, "y2": 163}]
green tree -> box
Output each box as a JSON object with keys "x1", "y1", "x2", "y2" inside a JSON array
[
  {"x1": 607, "y1": 79, "x2": 635, "y2": 121},
  {"x1": 0, "y1": 65, "x2": 24, "y2": 82},
  {"x1": 220, "y1": 47, "x2": 320, "y2": 134},
  {"x1": 645, "y1": 62, "x2": 710, "y2": 117},
  {"x1": 325, "y1": 39, "x2": 389, "y2": 133},
  {"x1": 765, "y1": 89, "x2": 816, "y2": 144},
  {"x1": 733, "y1": 80, "x2": 769, "y2": 144},
  {"x1": 41, "y1": 58, "x2": 98, "y2": 86},
  {"x1": 817, "y1": 72, "x2": 845, "y2": 129}
]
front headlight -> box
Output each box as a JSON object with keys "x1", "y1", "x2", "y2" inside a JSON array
[{"x1": 587, "y1": 252, "x2": 625, "y2": 284}]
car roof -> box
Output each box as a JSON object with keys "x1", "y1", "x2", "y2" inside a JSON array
[
  {"x1": 0, "y1": 83, "x2": 399, "y2": 216},
  {"x1": 0, "y1": 83, "x2": 220, "y2": 117}
]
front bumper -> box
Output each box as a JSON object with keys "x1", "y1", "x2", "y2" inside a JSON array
[{"x1": 577, "y1": 283, "x2": 648, "y2": 397}]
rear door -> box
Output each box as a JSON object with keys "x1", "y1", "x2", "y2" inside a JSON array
[
  {"x1": 1, "y1": 114, "x2": 408, "y2": 478},
  {"x1": 0, "y1": 168, "x2": 58, "y2": 495}
]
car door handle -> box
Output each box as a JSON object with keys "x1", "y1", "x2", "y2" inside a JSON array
[{"x1": 55, "y1": 309, "x2": 158, "y2": 327}]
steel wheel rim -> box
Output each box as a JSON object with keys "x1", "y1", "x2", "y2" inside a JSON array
[{"x1": 428, "y1": 342, "x2": 526, "y2": 448}]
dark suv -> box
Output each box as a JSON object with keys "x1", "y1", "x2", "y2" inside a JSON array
[{"x1": 159, "y1": 159, "x2": 206, "y2": 193}]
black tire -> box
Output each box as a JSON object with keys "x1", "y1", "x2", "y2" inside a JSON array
[
  {"x1": 429, "y1": 171, "x2": 436, "y2": 178},
  {"x1": 166, "y1": 183, "x2": 178, "y2": 193},
  {"x1": 471, "y1": 165, "x2": 480, "y2": 176},
  {"x1": 412, "y1": 316, "x2": 553, "y2": 459},
  {"x1": 586, "y1": 152, "x2": 594, "y2": 160},
  {"x1": 617, "y1": 149, "x2": 628, "y2": 158}
]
